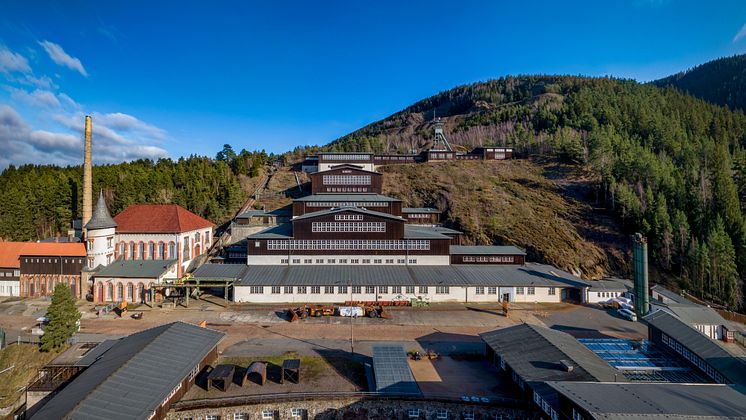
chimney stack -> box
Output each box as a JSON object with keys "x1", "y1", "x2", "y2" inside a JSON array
[
  {"x1": 82, "y1": 116, "x2": 93, "y2": 236},
  {"x1": 632, "y1": 233, "x2": 650, "y2": 318}
]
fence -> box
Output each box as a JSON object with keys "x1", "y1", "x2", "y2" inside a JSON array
[{"x1": 716, "y1": 309, "x2": 746, "y2": 326}]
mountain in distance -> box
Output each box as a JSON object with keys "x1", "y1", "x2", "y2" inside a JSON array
[
  {"x1": 321, "y1": 72, "x2": 746, "y2": 310},
  {"x1": 654, "y1": 54, "x2": 746, "y2": 111}
]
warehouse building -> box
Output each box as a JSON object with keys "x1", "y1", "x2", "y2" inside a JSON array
[
  {"x1": 584, "y1": 278, "x2": 630, "y2": 304},
  {"x1": 643, "y1": 310, "x2": 746, "y2": 386},
  {"x1": 480, "y1": 324, "x2": 619, "y2": 420},
  {"x1": 194, "y1": 262, "x2": 588, "y2": 304},
  {"x1": 546, "y1": 381, "x2": 746, "y2": 420},
  {"x1": 30, "y1": 322, "x2": 224, "y2": 420}
]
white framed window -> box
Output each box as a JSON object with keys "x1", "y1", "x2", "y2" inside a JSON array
[
  {"x1": 338, "y1": 286, "x2": 348, "y2": 294},
  {"x1": 419, "y1": 286, "x2": 428, "y2": 294},
  {"x1": 352, "y1": 286, "x2": 361, "y2": 294},
  {"x1": 407, "y1": 408, "x2": 420, "y2": 418},
  {"x1": 250, "y1": 286, "x2": 264, "y2": 294},
  {"x1": 205, "y1": 415, "x2": 219, "y2": 420},
  {"x1": 290, "y1": 408, "x2": 304, "y2": 417},
  {"x1": 572, "y1": 408, "x2": 584, "y2": 420},
  {"x1": 292, "y1": 259, "x2": 300, "y2": 264},
  {"x1": 436, "y1": 286, "x2": 449, "y2": 294},
  {"x1": 233, "y1": 413, "x2": 248, "y2": 420},
  {"x1": 262, "y1": 410, "x2": 274, "y2": 419},
  {"x1": 284, "y1": 286, "x2": 293, "y2": 293},
  {"x1": 316, "y1": 259, "x2": 324, "y2": 263},
  {"x1": 527, "y1": 287, "x2": 535, "y2": 295},
  {"x1": 475, "y1": 286, "x2": 485, "y2": 295},
  {"x1": 297, "y1": 286, "x2": 307, "y2": 294},
  {"x1": 548, "y1": 287, "x2": 556, "y2": 295},
  {"x1": 406, "y1": 286, "x2": 415, "y2": 294},
  {"x1": 436, "y1": 409, "x2": 448, "y2": 419},
  {"x1": 271, "y1": 286, "x2": 281, "y2": 294},
  {"x1": 325, "y1": 286, "x2": 335, "y2": 294},
  {"x1": 379, "y1": 286, "x2": 388, "y2": 294},
  {"x1": 365, "y1": 286, "x2": 375, "y2": 294},
  {"x1": 516, "y1": 287, "x2": 524, "y2": 295},
  {"x1": 311, "y1": 286, "x2": 321, "y2": 294},
  {"x1": 392, "y1": 286, "x2": 402, "y2": 294},
  {"x1": 463, "y1": 413, "x2": 475, "y2": 420}
]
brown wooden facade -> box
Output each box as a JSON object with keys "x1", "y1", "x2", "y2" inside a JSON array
[
  {"x1": 19, "y1": 254, "x2": 85, "y2": 298},
  {"x1": 292, "y1": 199, "x2": 402, "y2": 217},
  {"x1": 309, "y1": 165, "x2": 383, "y2": 194},
  {"x1": 450, "y1": 253, "x2": 525, "y2": 265},
  {"x1": 293, "y1": 210, "x2": 404, "y2": 240}
]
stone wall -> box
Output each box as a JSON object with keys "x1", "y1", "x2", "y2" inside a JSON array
[{"x1": 168, "y1": 395, "x2": 535, "y2": 420}]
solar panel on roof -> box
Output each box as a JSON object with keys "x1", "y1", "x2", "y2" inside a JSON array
[{"x1": 371, "y1": 346, "x2": 420, "y2": 396}]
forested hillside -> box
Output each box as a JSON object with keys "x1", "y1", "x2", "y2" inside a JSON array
[
  {"x1": 322, "y1": 76, "x2": 746, "y2": 309},
  {"x1": 654, "y1": 54, "x2": 746, "y2": 111},
  {"x1": 0, "y1": 146, "x2": 269, "y2": 243}
]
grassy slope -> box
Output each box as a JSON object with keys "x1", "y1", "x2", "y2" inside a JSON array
[
  {"x1": 381, "y1": 159, "x2": 621, "y2": 279},
  {"x1": 0, "y1": 344, "x2": 60, "y2": 408}
]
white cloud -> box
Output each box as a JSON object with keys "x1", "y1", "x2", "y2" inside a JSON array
[
  {"x1": 8, "y1": 87, "x2": 61, "y2": 109},
  {"x1": 734, "y1": 23, "x2": 746, "y2": 43},
  {"x1": 0, "y1": 104, "x2": 169, "y2": 169},
  {"x1": 0, "y1": 45, "x2": 31, "y2": 74},
  {"x1": 38, "y1": 40, "x2": 88, "y2": 77}
]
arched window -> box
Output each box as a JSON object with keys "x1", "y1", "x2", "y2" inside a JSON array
[
  {"x1": 183, "y1": 237, "x2": 191, "y2": 260},
  {"x1": 194, "y1": 244, "x2": 201, "y2": 257},
  {"x1": 97, "y1": 283, "x2": 103, "y2": 302},
  {"x1": 48, "y1": 277, "x2": 54, "y2": 294},
  {"x1": 168, "y1": 242, "x2": 175, "y2": 259},
  {"x1": 70, "y1": 279, "x2": 76, "y2": 298},
  {"x1": 158, "y1": 243, "x2": 164, "y2": 259},
  {"x1": 106, "y1": 283, "x2": 113, "y2": 301},
  {"x1": 29, "y1": 280, "x2": 35, "y2": 296},
  {"x1": 117, "y1": 283, "x2": 124, "y2": 301},
  {"x1": 148, "y1": 243, "x2": 155, "y2": 260},
  {"x1": 126, "y1": 283, "x2": 134, "y2": 302},
  {"x1": 137, "y1": 283, "x2": 144, "y2": 303},
  {"x1": 128, "y1": 242, "x2": 135, "y2": 260},
  {"x1": 195, "y1": 232, "x2": 201, "y2": 243},
  {"x1": 138, "y1": 243, "x2": 145, "y2": 260}
]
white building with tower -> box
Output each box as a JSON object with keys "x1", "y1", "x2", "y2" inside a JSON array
[{"x1": 84, "y1": 191, "x2": 118, "y2": 268}]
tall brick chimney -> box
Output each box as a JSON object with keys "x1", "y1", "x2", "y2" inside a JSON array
[{"x1": 82, "y1": 115, "x2": 93, "y2": 236}]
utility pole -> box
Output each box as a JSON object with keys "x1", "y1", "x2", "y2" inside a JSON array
[{"x1": 349, "y1": 282, "x2": 354, "y2": 355}]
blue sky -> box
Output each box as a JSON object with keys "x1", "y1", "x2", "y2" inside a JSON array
[{"x1": 1, "y1": 0, "x2": 745, "y2": 168}]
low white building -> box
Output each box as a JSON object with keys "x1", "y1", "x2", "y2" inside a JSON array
[
  {"x1": 193, "y1": 263, "x2": 588, "y2": 304},
  {"x1": 585, "y1": 278, "x2": 631, "y2": 304}
]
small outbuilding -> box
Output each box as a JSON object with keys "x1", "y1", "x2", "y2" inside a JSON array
[
  {"x1": 246, "y1": 361, "x2": 267, "y2": 385},
  {"x1": 208, "y1": 364, "x2": 235, "y2": 392}
]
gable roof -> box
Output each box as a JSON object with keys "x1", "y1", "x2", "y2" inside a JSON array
[
  {"x1": 93, "y1": 258, "x2": 177, "y2": 279},
  {"x1": 479, "y1": 323, "x2": 618, "y2": 383},
  {"x1": 293, "y1": 206, "x2": 405, "y2": 222},
  {"x1": 546, "y1": 382, "x2": 746, "y2": 419},
  {"x1": 31, "y1": 322, "x2": 224, "y2": 420},
  {"x1": 0, "y1": 242, "x2": 87, "y2": 268},
  {"x1": 317, "y1": 163, "x2": 381, "y2": 174},
  {"x1": 658, "y1": 303, "x2": 731, "y2": 327},
  {"x1": 114, "y1": 204, "x2": 214, "y2": 234},
  {"x1": 644, "y1": 310, "x2": 746, "y2": 386},
  {"x1": 450, "y1": 245, "x2": 526, "y2": 255},
  {"x1": 650, "y1": 284, "x2": 694, "y2": 305},
  {"x1": 294, "y1": 193, "x2": 400, "y2": 202},
  {"x1": 85, "y1": 191, "x2": 117, "y2": 230}
]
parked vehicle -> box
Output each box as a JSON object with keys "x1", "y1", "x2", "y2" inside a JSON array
[{"x1": 617, "y1": 308, "x2": 637, "y2": 322}]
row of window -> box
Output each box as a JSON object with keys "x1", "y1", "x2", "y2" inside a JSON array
[
  {"x1": 22, "y1": 258, "x2": 83, "y2": 265},
  {"x1": 320, "y1": 153, "x2": 371, "y2": 160},
  {"x1": 306, "y1": 201, "x2": 388, "y2": 207},
  {"x1": 266, "y1": 239, "x2": 430, "y2": 251},
  {"x1": 322, "y1": 175, "x2": 372, "y2": 185},
  {"x1": 120, "y1": 242, "x2": 176, "y2": 261},
  {"x1": 250, "y1": 285, "x2": 447, "y2": 295},
  {"x1": 462, "y1": 256, "x2": 515, "y2": 263},
  {"x1": 311, "y1": 222, "x2": 386, "y2": 233},
  {"x1": 334, "y1": 214, "x2": 363, "y2": 221},
  {"x1": 278, "y1": 258, "x2": 416, "y2": 264},
  {"x1": 373, "y1": 155, "x2": 416, "y2": 161},
  {"x1": 322, "y1": 187, "x2": 371, "y2": 193},
  {"x1": 0, "y1": 270, "x2": 20, "y2": 277},
  {"x1": 192, "y1": 409, "x2": 504, "y2": 420},
  {"x1": 661, "y1": 333, "x2": 726, "y2": 383},
  {"x1": 515, "y1": 286, "x2": 555, "y2": 295},
  {"x1": 597, "y1": 291, "x2": 621, "y2": 298},
  {"x1": 406, "y1": 213, "x2": 433, "y2": 219}
]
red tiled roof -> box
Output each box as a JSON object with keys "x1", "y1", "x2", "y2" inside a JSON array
[
  {"x1": 0, "y1": 242, "x2": 86, "y2": 268},
  {"x1": 113, "y1": 204, "x2": 215, "y2": 234}
]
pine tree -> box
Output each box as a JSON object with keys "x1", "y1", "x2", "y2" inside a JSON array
[
  {"x1": 708, "y1": 218, "x2": 740, "y2": 309},
  {"x1": 41, "y1": 284, "x2": 81, "y2": 352}
]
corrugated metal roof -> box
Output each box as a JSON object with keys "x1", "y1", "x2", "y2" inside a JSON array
[
  {"x1": 480, "y1": 324, "x2": 618, "y2": 383},
  {"x1": 659, "y1": 303, "x2": 730, "y2": 327},
  {"x1": 225, "y1": 263, "x2": 588, "y2": 288},
  {"x1": 546, "y1": 382, "x2": 746, "y2": 419},
  {"x1": 372, "y1": 345, "x2": 420, "y2": 395},
  {"x1": 402, "y1": 207, "x2": 440, "y2": 213},
  {"x1": 247, "y1": 223, "x2": 294, "y2": 239},
  {"x1": 295, "y1": 193, "x2": 400, "y2": 202},
  {"x1": 450, "y1": 245, "x2": 526, "y2": 255},
  {"x1": 192, "y1": 263, "x2": 248, "y2": 279},
  {"x1": 587, "y1": 279, "x2": 630, "y2": 291},
  {"x1": 403, "y1": 225, "x2": 452, "y2": 239},
  {"x1": 644, "y1": 311, "x2": 746, "y2": 386},
  {"x1": 31, "y1": 322, "x2": 224, "y2": 420},
  {"x1": 650, "y1": 284, "x2": 694, "y2": 305},
  {"x1": 93, "y1": 258, "x2": 177, "y2": 279}
]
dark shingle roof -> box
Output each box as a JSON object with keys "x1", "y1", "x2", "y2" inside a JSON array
[
  {"x1": 546, "y1": 382, "x2": 746, "y2": 419},
  {"x1": 659, "y1": 303, "x2": 731, "y2": 327},
  {"x1": 85, "y1": 191, "x2": 117, "y2": 230},
  {"x1": 644, "y1": 311, "x2": 746, "y2": 386},
  {"x1": 31, "y1": 322, "x2": 224, "y2": 420},
  {"x1": 223, "y1": 263, "x2": 588, "y2": 288},
  {"x1": 479, "y1": 324, "x2": 618, "y2": 383},
  {"x1": 93, "y1": 258, "x2": 177, "y2": 279},
  {"x1": 587, "y1": 279, "x2": 630, "y2": 292},
  {"x1": 450, "y1": 245, "x2": 526, "y2": 255},
  {"x1": 247, "y1": 223, "x2": 294, "y2": 239}
]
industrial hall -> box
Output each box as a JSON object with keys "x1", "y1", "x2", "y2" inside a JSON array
[{"x1": 195, "y1": 146, "x2": 590, "y2": 304}]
